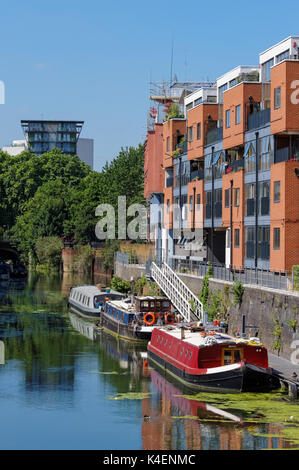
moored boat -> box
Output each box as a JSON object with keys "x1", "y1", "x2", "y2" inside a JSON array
[
  {"x1": 99, "y1": 295, "x2": 176, "y2": 342},
  {"x1": 147, "y1": 323, "x2": 281, "y2": 392},
  {"x1": 68, "y1": 285, "x2": 126, "y2": 319}
]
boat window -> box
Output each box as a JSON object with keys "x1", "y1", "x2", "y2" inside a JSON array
[
  {"x1": 142, "y1": 301, "x2": 149, "y2": 308},
  {"x1": 156, "y1": 301, "x2": 161, "y2": 310},
  {"x1": 160, "y1": 337, "x2": 163, "y2": 345},
  {"x1": 164, "y1": 339, "x2": 168, "y2": 347},
  {"x1": 189, "y1": 352, "x2": 193, "y2": 360},
  {"x1": 223, "y1": 348, "x2": 242, "y2": 365},
  {"x1": 169, "y1": 342, "x2": 172, "y2": 350},
  {"x1": 157, "y1": 335, "x2": 160, "y2": 343},
  {"x1": 185, "y1": 349, "x2": 189, "y2": 358},
  {"x1": 162, "y1": 301, "x2": 170, "y2": 308},
  {"x1": 224, "y1": 350, "x2": 232, "y2": 365},
  {"x1": 150, "y1": 301, "x2": 155, "y2": 309},
  {"x1": 233, "y1": 349, "x2": 241, "y2": 363},
  {"x1": 181, "y1": 348, "x2": 184, "y2": 356}
]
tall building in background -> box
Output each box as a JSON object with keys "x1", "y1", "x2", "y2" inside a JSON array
[
  {"x1": 145, "y1": 36, "x2": 299, "y2": 274},
  {"x1": 20, "y1": 120, "x2": 94, "y2": 169}
]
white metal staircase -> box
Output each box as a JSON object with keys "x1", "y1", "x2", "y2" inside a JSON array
[{"x1": 150, "y1": 262, "x2": 203, "y2": 323}]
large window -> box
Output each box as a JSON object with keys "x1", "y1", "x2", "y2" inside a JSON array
[
  {"x1": 234, "y1": 188, "x2": 240, "y2": 207},
  {"x1": 244, "y1": 141, "x2": 256, "y2": 173},
  {"x1": 197, "y1": 122, "x2": 201, "y2": 140},
  {"x1": 259, "y1": 136, "x2": 274, "y2": 171},
  {"x1": 261, "y1": 58, "x2": 274, "y2": 82},
  {"x1": 188, "y1": 126, "x2": 193, "y2": 142},
  {"x1": 258, "y1": 226, "x2": 270, "y2": 260},
  {"x1": 274, "y1": 181, "x2": 280, "y2": 203},
  {"x1": 235, "y1": 105, "x2": 241, "y2": 125},
  {"x1": 225, "y1": 188, "x2": 230, "y2": 208},
  {"x1": 225, "y1": 109, "x2": 231, "y2": 128},
  {"x1": 274, "y1": 87, "x2": 281, "y2": 109},
  {"x1": 276, "y1": 49, "x2": 290, "y2": 64},
  {"x1": 259, "y1": 181, "x2": 270, "y2": 215},
  {"x1": 234, "y1": 229, "x2": 240, "y2": 248},
  {"x1": 245, "y1": 183, "x2": 255, "y2": 216},
  {"x1": 219, "y1": 83, "x2": 228, "y2": 104},
  {"x1": 245, "y1": 227, "x2": 255, "y2": 258},
  {"x1": 273, "y1": 227, "x2": 280, "y2": 250}
]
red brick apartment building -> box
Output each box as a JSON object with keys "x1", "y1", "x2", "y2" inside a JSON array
[{"x1": 144, "y1": 37, "x2": 299, "y2": 273}]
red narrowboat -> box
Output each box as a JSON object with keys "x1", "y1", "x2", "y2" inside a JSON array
[{"x1": 147, "y1": 324, "x2": 280, "y2": 392}]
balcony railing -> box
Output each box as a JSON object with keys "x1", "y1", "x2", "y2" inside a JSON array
[
  {"x1": 206, "y1": 127, "x2": 223, "y2": 145},
  {"x1": 215, "y1": 201, "x2": 222, "y2": 218},
  {"x1": 260, "y1": 197, "x2": 270, "y2": 216},
  {"x1": 246, "y1": 198, "x2": 255, "y2": 217},
  {"x1": 275, "y1": 147, "x2": 289, "y2": 163},
  {"x1": 205, "y1": 204, "x2": 211, "y2": 219},
  {"x1": 190, "y1": 169, "x2": 204, "y2": 181},
  {"x1": 165, "y1": 177, "x2": 173, "y2": 188},
  {"x1": 247, "y1": 108, "x2": 270, "y2": 131}
]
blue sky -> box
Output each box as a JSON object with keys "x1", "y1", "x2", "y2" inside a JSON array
[{"x1": 0, "y1": 0, "x2": 298, "y2": 171}]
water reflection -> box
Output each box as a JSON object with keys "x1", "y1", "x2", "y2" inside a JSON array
[{"x1": 0, "y1": 273, "x2": 298, "y2": 450}]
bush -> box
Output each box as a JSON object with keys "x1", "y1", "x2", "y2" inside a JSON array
[
  {"x1": 35, "y1": 236, "x2": 64, "y2": 269},
  {"x1": 292, "y1": 265, "x2": 299, "y2": 291},
  {"x1": 110, "y1": 275, "x2": 131, "y2": 294},
  {"x1": 231, "y1": 280, "x2": 244, "y2": 307}
]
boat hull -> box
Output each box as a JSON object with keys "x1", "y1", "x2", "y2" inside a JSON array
[
  {"x1": 68, "y1": 300, "x2": 101, "y2": 319},
  {"x1": 100, "y1": 311, "x2": 153, "y2": 342},
  {"x1": 147, "y1": 349, "x2": 280, "y2": 392}
]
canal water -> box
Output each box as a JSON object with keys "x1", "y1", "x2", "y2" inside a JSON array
[{"x1": 0, "y1": 272, "x2": 299, "y2": 451}]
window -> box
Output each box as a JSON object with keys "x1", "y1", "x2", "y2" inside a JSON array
[
  {"x1": 274, "y1": 181, "x2": 280, "y2": 203},
  {"x1": 276, "y1": 49, "x2": 290, "y2": 64},
  {"x1": 258, "y1": 226, "x2": 270, "y2": 260},
  {"x1": 197, "y1": 122, "x2": 201, "y2": 140},
  {"x1": 274, "y1": 87, "x2": 281, "y2": 109},
  {"x1": 219, "y1": 83, "x2": 228, "y2": 104},
  {"x1": 167, "y1": 199, "x2": 170, "y2": 213},
  {"x1": 259, "y1": 181, "x2": 270, "y2": 215},
  {"x1": 194, "y1": 97, "x2": 202, "y2": 106},
  {"x1": 166, "y1": 136, "x2": 170, "y2": 152},
  {"x1": 245, "y1": 226, "x2": 255, "y2": 258},
  {"x1": 225, "y1": 109, "x2": 231, "y2": 128},
  {"x1": 196, "y1": 193, "x2": 201, "y2": 210},
  {"x1": 235, "y1": 105, "x2": 241, "y2": 124},
  {"x1": 245, "y1": 183, "x2": 255, "y2": 216},
  {"x1": 225, "y1": 188, "x2": 230, "y2": 208},
  {"x1": 188, "y1": 126, "x2": 193, "y2": 142},
  {"x1": 189, "y1": 195, "x2": 193, "y2": 211},
  {"x1": 234, "y1": 228, "x2": 240, "y2": 248},
  {"x1": 261, "y1": 58, "x2": 274, "y2": 82},
  {"x1": 274, "y1": 228, "x2": 280, "y2": 250},
  {"x1": 234, "y1": 188, "x2": 240, "y2": 207}
]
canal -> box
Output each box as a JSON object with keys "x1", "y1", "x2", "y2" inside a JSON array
[{"x1": 0, "y1": 273, "x2": 299, "y2": 450}]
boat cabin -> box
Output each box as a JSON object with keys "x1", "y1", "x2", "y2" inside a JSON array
[{"x1": 133, "y1": 296, "x2": 171, "y2": 314}]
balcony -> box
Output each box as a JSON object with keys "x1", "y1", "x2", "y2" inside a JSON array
[
  {"x1": 165, "y1": 177, "x2": 173, "y2": 188},
  {"x1": 275, "y1": 147, "x2": 289, "y2": 163},
  {"x1": 215, "y1": 201, "x2": 222, "y2": 218},
  {"x1": 205, "y1": 204, "x2": 211, "y2": 219},
  {"x1": 247, "y1": 108, "x2": 270, "y2": 131},
  {"x1": 206, "y1": 127, "x2": 223, "y2": 145},
  {"x1": 260, "y1": 196, "x2": 270, "y2": 216},
  {"x1": 246, "y1": 241, "x2": 255, "y2": 259},
  {"x1": 246, "y1": 198, "x2": 255, "y2": 217},
  {"x1": 190, "y1": 169, "x2": 205, "y2": 181}
]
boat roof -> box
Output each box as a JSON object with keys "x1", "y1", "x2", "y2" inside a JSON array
[
  {"x1": 71, "y1": 285, "x2": 125, "y2": 297},
  {"x1": 107, "y1": 299, "x2": 137, "y2": 313},
  {"x1": 154, "y1": 325, "x2": 243, "y2": 348}
]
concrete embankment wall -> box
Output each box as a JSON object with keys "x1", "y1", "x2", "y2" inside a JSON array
[{"x1": 114, "y1": 260, "x2": 299, "y2": 361}]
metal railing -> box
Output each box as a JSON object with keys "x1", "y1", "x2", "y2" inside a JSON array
[
  {"x1": 206, "y1": 127, "x2": 223, "y2": 145},
  {"x1": 116, "y1": 252, "x2": 299, "y2": 293},
  {"x1": 247, "y1": 108, "x2": 270, "y2": 131},
  {"x1": 151, "y1": 262, "x2": 203, "y2": 322}
]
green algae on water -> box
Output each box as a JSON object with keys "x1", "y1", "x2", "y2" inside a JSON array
[{"x1": 107, "y1": 392, "x2": 152, "y2": 400}]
